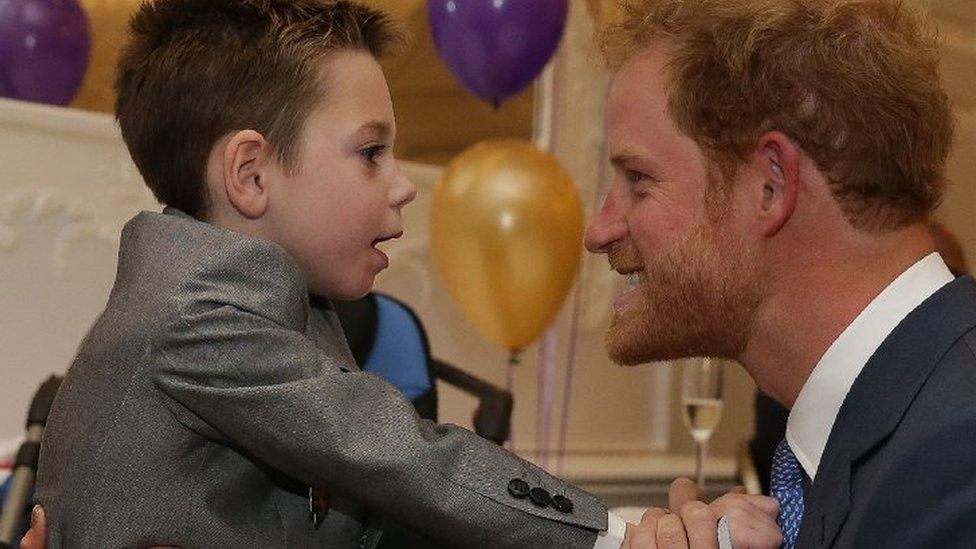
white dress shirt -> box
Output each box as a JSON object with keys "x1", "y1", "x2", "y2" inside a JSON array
[
  {"x1": 786, "y1": 253, "x2": 955, "y2": 480},
  {"x1": 596, "y1": 511, "x2": 628, "y2": 549}
]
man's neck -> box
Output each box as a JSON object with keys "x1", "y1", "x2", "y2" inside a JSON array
[{"x1": 738, "y1": 224, "x2": 936, "y2": 408}]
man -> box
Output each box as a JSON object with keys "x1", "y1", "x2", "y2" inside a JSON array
[{"x1": 587, "y1": 0, "x2": 976, "y2": 547}]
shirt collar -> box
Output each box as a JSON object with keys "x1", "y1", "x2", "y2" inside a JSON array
[{"x1": 785, "y1": 252, "x2": 954, "y2": 480}]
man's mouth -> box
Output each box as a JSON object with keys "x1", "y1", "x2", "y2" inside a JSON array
[
  {"x1": 610, "y1": 267, "x2": 648, "y2": 313},
  {"x1": 618, "y1": 268, "x2": 648, "y2": 294},
  {"x1": 623, "y1": 270, "x2": 647, "y2": 293}
]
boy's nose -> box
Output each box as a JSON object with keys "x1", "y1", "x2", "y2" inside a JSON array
[
  {"x1": 584, "y1": 193, "x2": 627, "y2": 254},
  {"x1": 391, "y1": 166, "x2": 417, "y2": 209}
]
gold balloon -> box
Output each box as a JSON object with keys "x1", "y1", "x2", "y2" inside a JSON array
[
  {"x1": 72, "y1": 0, "x2": 142, "y2": 113},
  {"x1": 431, "y1": 139, "x2": 584, "y2": 352}
]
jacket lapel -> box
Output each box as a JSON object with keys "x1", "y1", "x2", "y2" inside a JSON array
[
  {"x1": 799, "y1": 276, "x2": 976, "y2": 547},
  {"x1": 797, "y1": 450, "x2": 850, "y2": 547}
]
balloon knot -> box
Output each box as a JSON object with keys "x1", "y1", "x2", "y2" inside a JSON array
[{"x1": 508, "y1": 349, "x2": 522, "y2": 366}]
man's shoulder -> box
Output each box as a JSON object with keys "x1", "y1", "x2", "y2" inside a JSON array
[
  {"x1": 816, "y1": 299, "x2": 976, "y2": 547},
  {"x1": 852, "y1": 295, "x2": 976, "y2": 459}
]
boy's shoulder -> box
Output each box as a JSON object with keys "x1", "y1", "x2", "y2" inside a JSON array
[
  {"x1": 115, "y1": 208, "x2": 310, "y2": 329},
  {"x1": 122, "y1": 207, "x2": 287, "y2": 262}
]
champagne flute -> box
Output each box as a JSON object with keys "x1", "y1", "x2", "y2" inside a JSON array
[{"x1": 681, "y1": 357, "x2": 724, "y2": 490}]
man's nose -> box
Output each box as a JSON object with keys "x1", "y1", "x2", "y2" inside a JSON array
[{"x1": 584, "y1": 193, "x2": 627, "y2": 254}]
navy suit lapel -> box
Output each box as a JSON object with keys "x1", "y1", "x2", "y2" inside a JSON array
[
  {"x1": 798, "y1": 451, "x2": 850, "y2": 547},
  {"x1": 798, "y1": 276, "x2": 976, "y2": 548}
]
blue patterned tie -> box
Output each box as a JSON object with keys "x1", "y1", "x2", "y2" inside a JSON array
[{"x1": 771, "y1": 439, "x2": 804, "y2": 549}]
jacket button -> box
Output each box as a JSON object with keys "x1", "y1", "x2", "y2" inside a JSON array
[
  {"x1": 508, "y1": 478, "x2": 530, "y2": 498},
  {"x1": 529, "y1": 487, "x2": 552, "y2": 508},
  {"x1": 552, "y1": 495, "x2": 574, "y2": 513}
]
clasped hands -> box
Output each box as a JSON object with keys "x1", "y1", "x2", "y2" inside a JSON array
[
  {"x1": 622, "y1": 478, "x2": 782, "y2": 549},
  {"x1": 21, "y1": 478, "x2": 782, "y2": 549}
]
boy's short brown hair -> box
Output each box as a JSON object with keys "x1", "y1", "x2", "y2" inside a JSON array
[
  {"x1": 602, "y1": 0, "x2": 954, "y2": 232},
  {"x1": 116, "y1": 0, "x2": 403, "y2": 218}
]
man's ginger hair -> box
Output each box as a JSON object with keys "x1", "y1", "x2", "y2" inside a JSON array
[{"x1": 603, "y1": 0, "x2": 954, "y2": 231}]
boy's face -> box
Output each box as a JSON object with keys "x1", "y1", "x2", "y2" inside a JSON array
[{"x1": 266, "y1": 51, "x2": 416, "y2": 300}]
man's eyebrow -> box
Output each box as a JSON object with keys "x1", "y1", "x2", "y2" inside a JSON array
[
  {"x1": 610, "y1": 151, "x2": 641, "y2": 168},
  {"x1": 610, "y1": 150, "x2": 660, "y2": 172}
]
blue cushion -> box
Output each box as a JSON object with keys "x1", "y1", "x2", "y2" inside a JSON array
[
  {"x1": 0, "y1": 473, "x2": 30, "y2": 548},
  {"x1": 362, "y1": 295, "x2": 432, "y2": 400}
]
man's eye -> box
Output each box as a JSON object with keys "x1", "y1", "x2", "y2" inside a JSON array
[
  {"x1": 626, "y1": 170, "x2": 646, "y2": 183},
  {"x1": 359, "y1": 145, "x2": 386, "y2": 164}
]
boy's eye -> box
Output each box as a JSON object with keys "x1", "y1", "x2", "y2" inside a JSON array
[{"x1": 359, "y1": 145, "x2": 387, "y2": 165}]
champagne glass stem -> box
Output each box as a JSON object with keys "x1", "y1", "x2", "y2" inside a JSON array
[{"x1": 695, "y1": 440, "x2": 706, "y2": 490}]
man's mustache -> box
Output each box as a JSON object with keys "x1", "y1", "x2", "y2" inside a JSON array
[{"x1": 608, "y1": 243, "x2": 643, "y2": 272}]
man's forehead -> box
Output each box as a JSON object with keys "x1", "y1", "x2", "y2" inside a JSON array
[
  {"x1": 613, "y1": 42, "x2": 671, "y2": 84},
  {"x1": 609, "y1": 49, "x2": 670, "y2": 119}
]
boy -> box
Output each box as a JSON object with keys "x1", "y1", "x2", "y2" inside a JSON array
[
  {"x1": 34, "y1": 0, "x2": 779, "y2": 547},
  {"x1": 35, "y1": 0, "x2": 612, "y2": 546}
]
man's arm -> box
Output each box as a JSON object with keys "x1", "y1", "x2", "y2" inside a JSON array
[{"x1": 19, "y1": 505, "x2": 43, "y2": 549}]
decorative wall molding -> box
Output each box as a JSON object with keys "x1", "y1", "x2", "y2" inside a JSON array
[
  {"x1": 0, "y1": 187, "x2": 125, "y2": 268},
  {"x1": 0, "y1": 196, "x2": 120, "y2": 439}
]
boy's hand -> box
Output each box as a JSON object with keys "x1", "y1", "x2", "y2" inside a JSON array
[
  {"x1": 668, "y1": 478, "x2": 782, "y2": 549},
  {"x1": 623, "y1": 504, "x2": 719, "y2": 548}
]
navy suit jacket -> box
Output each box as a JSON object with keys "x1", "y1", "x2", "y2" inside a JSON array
[{"x1": 797, "y1": 276, "x2": 976, "y2": 548}]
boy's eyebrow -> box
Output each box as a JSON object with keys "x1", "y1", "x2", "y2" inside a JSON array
[{"x1": 353, "y1": 120, "x2": 392, "y2": 141}]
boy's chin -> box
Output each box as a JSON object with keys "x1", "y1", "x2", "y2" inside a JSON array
[{"x1": 307, "y1": 276, "x2": 375, "y2": 302}]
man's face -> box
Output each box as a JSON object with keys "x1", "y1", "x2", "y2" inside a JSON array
[
  {"x1": 266, "y1": 51, "x2": 417, "y2": 300},
  {"x1": 584, "y1": 46, "x2": 760, "y2": 365}
]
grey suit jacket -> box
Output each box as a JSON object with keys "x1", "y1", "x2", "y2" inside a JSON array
[
  {"x1": 36, "y1": 209, "x2": 607, "y2": 548},
  {"x1": 797, "y1": 276, "x2": 976, "y2": 548}
]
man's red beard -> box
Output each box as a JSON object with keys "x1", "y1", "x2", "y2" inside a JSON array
[{"x1": 605, "y1": 217, "x2": 761, "y2": 366}]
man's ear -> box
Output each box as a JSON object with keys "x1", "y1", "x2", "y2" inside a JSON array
[
  {"x1": 752, "y1": 131, "x2": 799, "y2": 237},
  {"x1": 221, "y1": 129, "x2": 272, "y2": 219}
]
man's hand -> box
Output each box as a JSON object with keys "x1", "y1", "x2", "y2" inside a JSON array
[
  {"x1": 668, "y1": 478, "x2": 782, "y2": 549},
  {"x1": 20, "y1": 505, "x2": 45, "y2": 549},
  {"x1": 19, "y1": 505, "x2": 179, "y2": 549}
]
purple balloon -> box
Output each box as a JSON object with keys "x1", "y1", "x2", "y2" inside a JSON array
[
  {"x1": 427, "y1": 0, "x2": 568, "y2": 105},
  {"x1": 0, "y1": 0, "x2": 91, "y2": 105}
]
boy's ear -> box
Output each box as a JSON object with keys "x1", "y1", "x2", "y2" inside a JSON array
[
  {"x1": 752, "y1": 131, "x2": 799, "y2": 237},
  {"x1": 221, "y1": 130, "x2": 272, "y2": 219}
]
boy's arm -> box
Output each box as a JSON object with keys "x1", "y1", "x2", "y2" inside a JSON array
[{"x1": 152, "y1": 286, "x2": 607, "y2": 548}]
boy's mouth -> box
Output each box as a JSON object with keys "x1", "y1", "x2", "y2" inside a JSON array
[{"x1": 371, "y1": 231, "x2": 403, "y2": 247}]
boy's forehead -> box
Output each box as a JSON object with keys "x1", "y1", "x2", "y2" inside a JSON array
[{"x1": 312, "y1": 51, "x2": 395, "y2": 127}]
